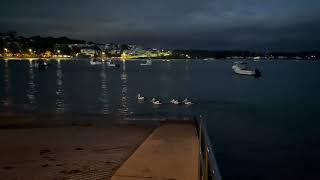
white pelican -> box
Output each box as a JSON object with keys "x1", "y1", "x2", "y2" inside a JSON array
[
  {"x1": 183, "y1": 98, "x2": 193, "y2": 105},
  {"x1": 137, "y1": 93, "x2": 145, "y2": 101},
  {"x1": 151, "y1": 98, "x2": 162, "y2": 105},
  {"x1": 170, "y1": 99, "x2": 180, "y2": 105}
]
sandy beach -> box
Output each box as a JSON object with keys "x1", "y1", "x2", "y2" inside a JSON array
[{"x1": 0, "y1": 118, "x2": 156, "y2": 180}]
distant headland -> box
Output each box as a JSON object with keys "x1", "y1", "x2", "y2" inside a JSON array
[{"x1": 1, "y1": 32, "x2": 319, "y2": 60}]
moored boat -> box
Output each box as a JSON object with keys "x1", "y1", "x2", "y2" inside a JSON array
[
  {"x1": 106, "y1": 60, "x2": 119, "y2": 67},
  {"x1": 232, "y1": 61, "x2": 261, "y2": 77},
  {"x1": 140, "y1": 60, "x2": 152, "y2": 66},
  {"x1": 90, "y1": 59, "x2": 102, "y2": 65}
]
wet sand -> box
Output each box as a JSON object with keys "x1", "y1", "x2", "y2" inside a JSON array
[{"x1": 0, "y1": 119, "x2": 156, "y2": 180}]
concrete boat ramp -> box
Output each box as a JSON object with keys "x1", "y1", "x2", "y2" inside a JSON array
[{"x1": 111, "y1": 122, "x2": 200, "y2": 180}]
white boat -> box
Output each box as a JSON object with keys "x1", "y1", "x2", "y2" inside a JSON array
[
  {"x1": 137, "y1": 93, "x2": 145, "y2": 101},
  {"x1": 140, "y1": 60, "x2": 152, "y2": 66},
  {"x1": 106, "y1": 60, "x2": 116, "y2": 67},
  {"x1": 90, "y1": 59, "x2": 102, "y2": 65},
  {"x1": 232, "y1": 62, "x2": 261, "y2": 77},
  {"x1": 151, "y1": 98, "x2": 162, "y2": 105},
  {"x1": 170, "y1": 99, "x2": 180, "y2": 105}
]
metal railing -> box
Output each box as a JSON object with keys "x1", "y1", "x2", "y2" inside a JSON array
[{"x1": 195, "y1": 115, "x2": 222, "y2": 180}]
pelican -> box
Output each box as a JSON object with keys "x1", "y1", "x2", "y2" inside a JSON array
[
  {"x1": 170, "y1": 99, "x2": 180, "y2": 105},
  {"x1": 182, "y1": 98, "x2": 193, "y2": 105},
  {"x1": 151, "y1": 98, "x2": 162, "y2": 105},
  {"x1": 137, "y1": 93, "x2": 145, "y2": 101}
]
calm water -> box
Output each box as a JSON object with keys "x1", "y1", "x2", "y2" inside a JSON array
[{"x1": 1, "y1": 59, "x2": 320, "y2": 179}]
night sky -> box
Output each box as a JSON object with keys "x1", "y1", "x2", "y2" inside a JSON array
[{"x1": 1, "y1": 0, "x2": 320, "y2": 51}]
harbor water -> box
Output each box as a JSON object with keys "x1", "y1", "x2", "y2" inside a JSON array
[{"x1": 0, "y1": 59, "x2": 320, "y2": 179}]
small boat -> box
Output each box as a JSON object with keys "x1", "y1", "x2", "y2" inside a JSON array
[
  {"x1": 137, "y1": 93, "x2": 145, "y2": 101},
  {"x1": 140, "y1": 60, "x2": 152, "y2": 66},
  {"x1": 90, "y1": 59, "x2": 102, "y2": 65},
  {"x1": 182, "y1": 98, "x2": 193, "y2": 105},
  {"x1": 170, "y1": 99, "x2": 180, "y2": 105},
  {"x1": 151, "y1": 98, "x2": 162, "y2": 105},
  {"x1": 106, "y1": 60, "x2": 119, "y2": 67},
  {"x1": 253, "y1": 56, "x2": 261, "y2": 62},
  {"x1": 204, "y1": 58, "x2": 215, "y2": 61},
  {"x1": 35, "y1": 59, "x2": 48, "y2": 70},
  {"x1": 232, "y1": 62, "x2": 261, "y2": 77}
]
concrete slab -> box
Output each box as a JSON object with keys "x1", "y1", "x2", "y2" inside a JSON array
[{"x1": 111, "y1": 122, "x2": 199, "y2": 180}]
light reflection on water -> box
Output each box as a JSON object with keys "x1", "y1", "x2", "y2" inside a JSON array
[
  {"x1": 99, "y1": 62, "x2": 109, "y2": 114},
  {"x1": 2, "y1": 60, "x2": 11, "y2": 107},
  {"x1": 27, "y1": 60, "x2": 36, "y2": 107},
  {"x1": 119, "y1": 61, "x2": 129, "y2": 117},
  {"x1": 55, "y1": 60, "x2": 65, "y2": 113}
]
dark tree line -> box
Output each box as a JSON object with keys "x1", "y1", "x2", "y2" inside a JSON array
[{"x1": 0, "y1": 31, "x2": 86, "y2": 55}]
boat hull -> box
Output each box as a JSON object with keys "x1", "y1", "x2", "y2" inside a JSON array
[
  {"x1": 90, "y1": 61, "x2": 102, "y2": 65},
  {"x1": 232, "y1": 64, "x2": 261, "y2": 77}
]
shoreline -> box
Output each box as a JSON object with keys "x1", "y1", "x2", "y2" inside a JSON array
[
  {"x1": 0, "y1": 57, "x2": 73, "y2": 61},
  {"x1": 0, "y1": 57, "x2": 188, "y2": 61}
]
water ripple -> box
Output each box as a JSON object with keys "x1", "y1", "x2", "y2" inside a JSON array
[{"x1": 100, "y1": 63, "x2": 109, "y2": 114}]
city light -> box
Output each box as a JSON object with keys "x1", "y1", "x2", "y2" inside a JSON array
[
  {"x1": 29, "y1": 49, "x2": 32, "y2": 53},
  {"x1": 4, "y1": 48, "x2": 8, "y2": 52},
  {"x1": 57, "y1": 50, "x2": 61, "y2": 54}
]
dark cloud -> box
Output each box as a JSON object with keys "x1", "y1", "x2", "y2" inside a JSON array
[{"x1": 1, "y1": 0, "x2": 319, "y2": 51}]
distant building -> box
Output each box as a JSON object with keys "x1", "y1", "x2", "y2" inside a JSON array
[
  {"x1": 109, "y1": 49, "x2": 121, "y2": 55},
  {"x1": 81, "y1": 48, "x2": 97, "y2": 57},
  {"x1": 123, "y1": 46, "x2": 147, "y2": 55}
]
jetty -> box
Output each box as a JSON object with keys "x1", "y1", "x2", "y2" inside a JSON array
[{"x1": 111, "y1": 118, "x2": 221, "y2": 180}]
